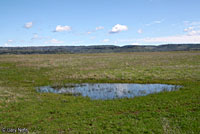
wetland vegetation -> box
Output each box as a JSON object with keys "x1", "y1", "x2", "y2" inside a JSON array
[{"x1": 0, "y1": 51, "x2": 200, "y2": 133}]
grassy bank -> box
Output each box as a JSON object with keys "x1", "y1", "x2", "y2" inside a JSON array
[{"x1": 0, "y1": 51, "x2": 200, "y2": 133}]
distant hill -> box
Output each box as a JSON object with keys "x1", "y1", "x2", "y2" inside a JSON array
[{"x1": 0, "y1": 44, "x2": 200, "y2": 54}]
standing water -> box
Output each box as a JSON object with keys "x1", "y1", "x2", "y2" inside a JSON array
[{"x1": 37, "y1": 83, "x2": 181, "y2": 100}]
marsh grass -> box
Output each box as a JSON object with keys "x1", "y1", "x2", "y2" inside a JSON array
[{"x1": 0, "y1": 51, "x2": 199, "y2": 133}]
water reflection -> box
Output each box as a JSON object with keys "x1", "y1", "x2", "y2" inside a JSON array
[{"x1": 37, "y1": 83, "x2": 181, "y2": 100}]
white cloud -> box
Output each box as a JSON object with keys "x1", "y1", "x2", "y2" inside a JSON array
[
  {"x1": 185, "y1": 21, "x2": 200, "y2": 26},
  {"x1": 184, "y1": 25, "x2": 200, "y2": 36},
  {"x1": 33, "y1": 34, "x2": 38, "y2": 38},
  {"x1": 96, "y1": 26, "x2": 104, "y2": 30},
  {"x1": 131, "y1": 43, "x2": 140, "y2": 45},
  {"x1": 187, "y1": 30, "x2": 200, "y2": 36},
  {"x1": 72, "y1": 40, "x2": 84, "y2": 44},
  {"x1": 110, "y1": 24, "x2": 128, "y2": 34},
  {"x1": 7, "y1": 40, "x2": 13, "y2": 43},
  {"x1": 146, "y1": 19, "x2": 164, "y2": 26},
  {"x1": 114, "y1": 41, "x2": 118, "y2": 44},
  {"x1": 138, "y1": 35, "x2": 200, "y2": 44},
  {"x1": 31, "y1": 34, "x2": 39, "y2": 40},
  {"x1": 45, "y1": 39, "x2": 64, "y2": 44},
  {"x1": 54, "y1": 25, "x2": 71, "y2": 32},
  {"x1": 153, "y1": 20, "x2": 162, "y2": 24},
  {"x1": 86, "y1": 26, "x2": 104, "y2": 34},
  {"x1": 102, "y1": 39, "x2": 110, "y2": 42},
  {"x1": 184, "y1": 27, "x2": 194, "y2": 32},
  {"x1": 117, "y1": 34, "x2": 200, "y2": 44},
  {"x1": 24, "y1": 22, "x2": 33, "y2": 29},
  {"x1": 3, "y1": 40, "x2": 14, "y2": 47},
  {"x1": 31, "y1": 34, "x2": 48, "y2": 40},
  {"x1": 137, "y1": 29, "x2": 143, "y2": 34},
  {"x1": 87, "y1": 31, "x2": 92, "y2": 34},
  {"x1": 4, "y1": 43, "x2": 9, "y2": 47},
  {"x1": 90, "y1": 36, "x2": 96, "y2": 40}
]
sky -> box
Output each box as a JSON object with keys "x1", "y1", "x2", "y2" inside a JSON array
[{"x1": 1, "y1": 0, "x2": 200, "y2": 47}]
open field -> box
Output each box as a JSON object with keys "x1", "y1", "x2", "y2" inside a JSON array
[{"x1": 0, "y1": 51, "x2": 200, "y2": 133}]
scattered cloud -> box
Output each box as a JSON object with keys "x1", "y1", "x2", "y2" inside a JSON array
[
  {"x1": 31, "y1": 34, "x2": 49, "y2": 40},
  {"x1": 4, "y1": 43, "x2": 9, "y2": 47},
  {"x1": 138, "y1": 35, "x2": 200, "y2": 44},
  {"x1": 31, "y1": 34, "x2": 39, "y2": 40},
  {"x1": 45, "y1": 39, "x2": 64, "y2": 44},
  {"x1": 131, "y1": 43, "x2": 140, "y2": 45},
  {"x1": 7, "y1": 40, "x2": 13, "y2": 43},
  {"x1": 187, "y1": 30, "x2": 200, "y2": 36},
  {"x1": 153, "y1": 20, "x2": 162, "y2": 24},
  {"x1": 3, "y1": 40, "x2": 14, "y2": 47},
  {"x1": 54, "y1": 25, "x2": 71, "y2": 32},
  {"x1": 109, "y1": 24, "x2": 128, "y2": 34},
  {"x1": 111, "y1": 21, "x2": 199, "y2": 44},
  {"x1": 146, "y1": 19, "x2": 164, "y2": 26},
  {"x1": 24, "y1": 22, "x2": 33, "y2": 29},
  {"x1": 117, "y1": 34, "x2": 200, "y2": 44},
  {"x1": 137, "y1": 29, "x2": 143, "y2": 34},
  {"x1": 184, "y1": 21, "x2": 200, "y2": 26},
  {"x1": 72, "y1": 40, "x2": 84, "y2": 44},
  {"x1": 87, "y1": 31, "x2": 92, "y2": 34},
  {"x1": 184, "y1": 24, "x2": 200, "y2": 36},
  {"x1": 86, "y1": 26, "x2": 104, "y2": 34},
  {"x1": 96, "y1": 26, "x2": 104, "y2": 30},
  {"x1": 90, "y1": 36, "x2": 96, "y2": 40},
  {"x1": 184, "y1": 27, "x2": 194, "y2": 32},
  {"x1": 102, "y1": 39, "x2": 110, "y2": 42}
]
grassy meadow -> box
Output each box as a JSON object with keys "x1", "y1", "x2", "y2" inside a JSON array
[{"x1": 0, "y1": 51, "x2": 200, "y2": 133}]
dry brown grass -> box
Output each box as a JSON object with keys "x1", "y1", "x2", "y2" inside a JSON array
[{"x1": 1, "y1": 51, "x2": 199, "y2": 83}]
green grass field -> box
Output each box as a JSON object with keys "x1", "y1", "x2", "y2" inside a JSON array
[{"x1": 0, "y1": 51, "x2": 200, "y2": 133}]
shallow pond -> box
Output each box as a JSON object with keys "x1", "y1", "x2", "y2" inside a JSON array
[{"x1": 37, "y1": 83, "x2": 182, "y2": 100}]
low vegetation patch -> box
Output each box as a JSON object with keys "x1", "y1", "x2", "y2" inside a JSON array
[{"x1": 0, "y1": 51, "x2": 199, "y2": 133}]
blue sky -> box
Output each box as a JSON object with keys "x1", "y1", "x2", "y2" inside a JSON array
[{"x1": 1, "y1": 0, "x2": 200, "y2": 47}]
